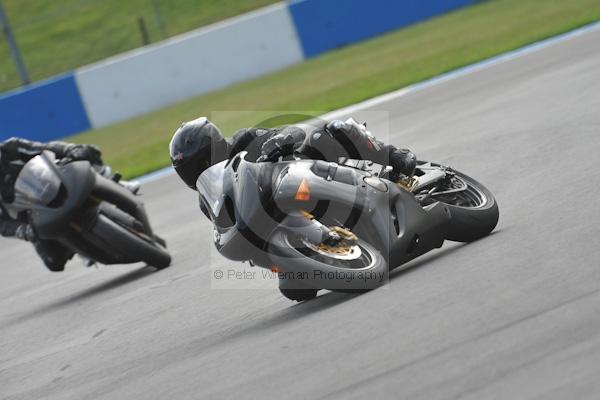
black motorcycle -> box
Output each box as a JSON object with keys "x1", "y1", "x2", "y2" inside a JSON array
[
  {"x1": 197, "y1": 151, "x2": 498, "y2": 301},
  {"x1": 6, "y1": 151, "x2": 171, "y2": 269}
]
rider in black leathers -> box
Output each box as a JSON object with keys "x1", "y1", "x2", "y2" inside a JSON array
[
  {"x1": 0, "y1": 137, "x2": 137, "y2": 271},
  {"x1": 169, "y1": 117, "x2": 417, "y2": 190}
]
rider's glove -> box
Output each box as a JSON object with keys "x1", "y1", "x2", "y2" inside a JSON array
[
  {"x1": 325, "y1": 119, "x2": 366, "y2": 138},
  {"x1": 66, "y1": 144, "x2": 103, "y2": 165},
  {"x1": 15, "y1": 224, "x2": 36, "y2": 242},
  {"x1": 325, "y1": 120, "x2": 346, "y2": 135},
  {"x1": 259, "y1": 134, "x2": 298, "y2": 162}
]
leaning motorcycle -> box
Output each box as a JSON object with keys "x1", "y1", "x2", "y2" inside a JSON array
[
  {"x1": 6, "y1": 151, "x2": 171, "y2": 269},
  {"x1": 197, "y1": 151, "x2": 498, "y2": 301}
]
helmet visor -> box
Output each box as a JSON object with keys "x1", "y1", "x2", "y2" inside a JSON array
[{"x1": 173, "y1": 145, "x2": 212, "y2": 188}]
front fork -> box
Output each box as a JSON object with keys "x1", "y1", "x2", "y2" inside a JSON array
[{"x1": 278, "y1": 211, "x2": 333, "y2": 245}]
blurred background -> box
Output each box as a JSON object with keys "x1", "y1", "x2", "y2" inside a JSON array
[{"x1": 0, "y1": 0, "x2": 278, "y2": 91}]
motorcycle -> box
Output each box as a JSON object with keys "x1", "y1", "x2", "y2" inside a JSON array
[
  {"x1": 5, "y1": 151, "x2": 171, "y2": 269},
  {"x1": 197, "y1": 150, "x2": 498, "y2": 301}
]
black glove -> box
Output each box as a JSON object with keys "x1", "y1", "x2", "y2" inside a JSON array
[
  {"x1": 259, "y1": 134, "x2": 298, "y2": 162},
  {"x1": 325, "y1": 120, "x2": 346, "y2": 135},
  {"x1": 15, "y1": 224, "x2": 36, "y2": 242},
  {"x1": 66, "y1": 144, "x2": 103, "y2": 164}
]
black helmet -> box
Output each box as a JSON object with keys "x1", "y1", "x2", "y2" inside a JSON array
[{"x1": 169, "y1": 117, "x2": 229, "y2": 189}]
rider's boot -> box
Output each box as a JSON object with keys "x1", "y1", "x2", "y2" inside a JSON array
[{"x1": 389, "y1": 149, "x2": 417, "y2": 182}]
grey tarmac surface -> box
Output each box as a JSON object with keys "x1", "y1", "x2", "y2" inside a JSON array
[{"x1": 2, "y1": 28, "x2": 600, "y2": 400}]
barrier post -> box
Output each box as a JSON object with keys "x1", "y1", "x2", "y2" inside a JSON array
[{"x1": 0, "y1": 0, "x2": 29, "y2": 86}]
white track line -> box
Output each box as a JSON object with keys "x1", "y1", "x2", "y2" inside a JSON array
[{"x1": 137, "y1": 21, "x2": 600, "y2": 185}]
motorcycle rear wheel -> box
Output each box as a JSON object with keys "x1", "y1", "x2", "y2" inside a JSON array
[{"x1": 428, "y1": 168, "x2": 499, "y2": 242}]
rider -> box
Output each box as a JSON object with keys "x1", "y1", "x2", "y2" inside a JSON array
[
  {"x1": 169, "y1": 116, "x2": 417, "y2": 190},
  {"x1": 0, "y1": 137, "x2": 140, "y2": 272}
]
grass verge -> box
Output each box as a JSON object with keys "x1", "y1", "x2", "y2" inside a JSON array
[
  {"x1": 0, "y1": 0, "x2": 279, "y2": 92},
  {"x1": 68, "y1": 0, "x2": 600, "y2": 179}
]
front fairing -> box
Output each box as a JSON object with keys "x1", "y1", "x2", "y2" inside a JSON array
[
  {"x1": 196, "y1": 160, "x2": 228, "y2": 217},
  {"x1": 196, "y1": 153, "x2": 451, "y2": 269},
  {"x1": 196, "y1": 153, "x2": 392, "y2": 263},
  {"x1": 13, "y1": 152, "x2": 61, "y2": 209},
  {"x1": 196, "y1": 152, "x2": 280, "y2": 262}
]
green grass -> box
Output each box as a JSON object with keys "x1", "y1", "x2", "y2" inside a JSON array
[
  {"x1": 66, "y1": 0, "x2": 600, "y2": 178},
  {"x1": 0, "y1": 0, "x2": 279, "y2": 92}
]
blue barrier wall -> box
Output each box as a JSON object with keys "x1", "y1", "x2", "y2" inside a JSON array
[
  {"x1": 0, "y1": 74, "x2": 90, "y2": 142},
  {"x1": 288, "y1": 0, "x2": 475, "y2": 58}
]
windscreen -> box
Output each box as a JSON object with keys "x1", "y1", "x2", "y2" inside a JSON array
[
  {"x1": 196, "y1": 160, "x2": 227, "y2": 216},
  {"x1": 14, "y1": 154, "x2": 61, "y2": 206}
]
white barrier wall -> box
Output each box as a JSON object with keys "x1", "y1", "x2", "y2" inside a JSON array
[{"x1": 75, "y1": 3, "x2": 303, "y2": 128}]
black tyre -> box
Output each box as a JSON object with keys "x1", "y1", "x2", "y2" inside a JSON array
[
  {"x1": 279, "y1": 288, "x2": 319, "y2": 302},
  {"x1": 92, "y1": 214, "x2": 171, "y2": 269},
  {"x1": 268, "y1": 229, "x2": 388, "y2": 292},
  {"x1": 429, "y1": 168, "x2": 499, "y2": 242}
]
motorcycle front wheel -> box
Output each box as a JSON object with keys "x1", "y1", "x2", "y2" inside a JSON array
[
  {"x1": 91, "y1": 214, "x2": 172, "y2": 269},
  {"x1": 268, "y1": 228, "x2": 388, "y2": 296}
]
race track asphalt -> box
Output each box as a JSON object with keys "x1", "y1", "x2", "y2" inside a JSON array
[{"x1": 1, "y1": 27, "x2": 600, "y2": 400}]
